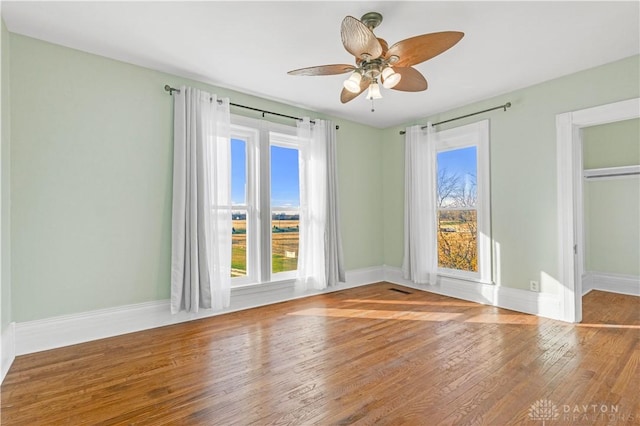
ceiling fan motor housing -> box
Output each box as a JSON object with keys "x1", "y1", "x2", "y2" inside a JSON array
[
  {"x1": 360, "y1": 12, "x2": 383, "y2": 30},
  {"x1": 360, "y1": 58, "x2": 384, "y2": 79}
]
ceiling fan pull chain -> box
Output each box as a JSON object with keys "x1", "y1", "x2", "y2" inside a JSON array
[{"x1": 371, "y1": 98, "x2": 375, "y2": 113}]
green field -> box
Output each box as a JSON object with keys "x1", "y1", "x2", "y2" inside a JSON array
[{"x1": 232, "y1": 219, "x2": 299, "y2": 276}]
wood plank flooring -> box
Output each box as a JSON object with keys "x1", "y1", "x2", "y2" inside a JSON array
[{"x1": 1, "y1": 284, "x2": 638, "y2": 425}]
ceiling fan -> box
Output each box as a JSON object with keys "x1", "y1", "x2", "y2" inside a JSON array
[{"x1": 288, "y1": 12, "x2": 464, "y2": 108}]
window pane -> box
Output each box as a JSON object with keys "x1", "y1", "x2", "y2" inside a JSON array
[
  {"x1": 270, "y1": 145, "x2": 300, "y2": 208},
  {"x1": 437, "y1": 146, "x2": 477, "y2": 208},
  {"x1": 437, "y1": 146, "x2": 478, "y2": 273},
  {"x1": 438, "y1": 209, "x2": 477, "y2": 272},
  {"x1": 271, "y1": 145, "x2": 300, "y2": 273},
  {"x1": 231, "y1": 210, "x2": 247, "y2": 277},
  {"x1": 272, "y1": 210, "x2": 299, "y2": 274},
  {"x1": 231, "y1": 139, "x2": 247, "y2": 278},
  {"x1": 231, "y1": 138, "x2": 246, "y2": 206}
]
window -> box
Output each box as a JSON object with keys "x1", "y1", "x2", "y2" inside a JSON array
[
  {"x1": 437, "y1": 146, "x2": 478, "y2": 272},
  {"x1": 230, "y1": 126, "x2": 259, "y2": 285},
  {"x1": 231, "y1": 137, "x2": 248, "y2": 278},
  {"x1": 230, "y1": 116, "x2": 303, "y2": 286},
  {"x1": 435, "y1": 120, "x2": 491, "y2": 283},
  {"x1": 270, "y1": 142, "x2": 300, "y2": 276}
]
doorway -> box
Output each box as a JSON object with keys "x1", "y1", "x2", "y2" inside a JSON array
[
  {"x1": 581, "y1": 119, "x2": 639, "y2": 290},
  {"x1": 556, "y1": 97, "x2": 639, "y2": 323}
]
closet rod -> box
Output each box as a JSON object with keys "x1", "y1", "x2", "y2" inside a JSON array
[
  {"x1": 164, "y1": 85, "x2": 339, "y2": 129},
  {"x1": 398, "y1": 102, "x2": 512, "y2": 135},
  {"x1": 584, "y1": 165, "x2": 640, "y2": 179},
  {"x1": 586, "y1": 172, "x2": 640, "y2": 179}
]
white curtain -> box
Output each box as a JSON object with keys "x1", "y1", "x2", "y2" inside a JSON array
[
  {"x1": 402, "y1": 123, "x2": 438, "y2": 284},
  {"x1": 324, "y1": 120, "x2": 346, "y2": 287},
  {"x1": 296, "y1": 118, "x2": 345, "y2": 291},
  {"x1": 171, "y1": 86, "x2": 232, "y2": 313}
]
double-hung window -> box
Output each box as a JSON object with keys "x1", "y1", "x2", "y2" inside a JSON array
[
  {"x1": 230, "y1": 125, "x2": 259, "y2": 285},
  {"x1": 230, "y1": 116, "x2": 303, "y2": 286},
  {"x1": 270, "y1": 134, "x2": 301, "y2": 279},
  {"x1": 435, "y1": 120, "x2": 491, "y2": 283}
]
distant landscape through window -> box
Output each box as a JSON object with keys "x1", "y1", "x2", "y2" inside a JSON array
[{"x1": 437, "y1": 146, "x2": 478, "y2": 272}]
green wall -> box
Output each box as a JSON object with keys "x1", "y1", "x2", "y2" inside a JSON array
[
  {"x1": 6, "y1": 29, "x2": 639, "y2": 323},
  {"x1": 381, "y1": 55, "x2": 640, "y2": 294},
  {"x1": 583, "y1": 119, "x2": 640, "y2": 169},
  {"x1": 584, "y1": 178, "x2": 640, "y2": 276},
  {"x1": 1, "y1": 19, "x2": 11, "y2": 335},
  {"x1": 9, "y1": 34, "x2": 383, "y2": 322},
  {"x1": 583, "y1": 119, "x2": 640, "y2": 276}
]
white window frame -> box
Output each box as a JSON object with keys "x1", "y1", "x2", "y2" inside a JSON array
[
  {"x1": 269, "y1": 131, "x2": 304, "y2": 281},
  {"x1": 435, "y1": 120, "x2": 491, "y2": 284},
  {"x1": 229, "y1": 124, "x2": 260, "y2": 286},
  {"x1": 230, "y1": 115, "x2": 302, "y2": 287}
]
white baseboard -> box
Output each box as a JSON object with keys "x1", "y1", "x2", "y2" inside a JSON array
[
  {"x1": 17, "y1": 264, "x2": 594, "y2": 357},
  {"x1": 15, "y1": 267, "x2": 384, "y2": 356},
  {"x1": 345, "y1": 265, "x2": 385, "y2": 286},
  {"x1": 383, "y1": 266, "x2": 563, "y2": 321},
  {"x1": 582, "y1": 271, "x2": 640, "y2": 296},
  {"x1": 1, "y1": 322, "x2": 15, "y2": 384}
]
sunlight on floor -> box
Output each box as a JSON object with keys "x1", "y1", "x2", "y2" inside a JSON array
[
  {"x1": 290, "y1": 306, "x2": 640, "y2": 328},
  {"x1": 576, "y1": 323, "x2": 640, "y2": 329},
  {"x1": 464, "y1": 314, "x2": 539, "y2": 325},
  {"x1": 293, "y1": 291, "x2": 640, "y2": 328},
  {"x1": 289, "y1": 307, "x2": 463, "y2": 322},
  {"x1": 290, "y1": 307, "x2": 544, "y2": 324},
  {"x1": 343, "y1": 298, "x2": 479, "y2": 307}
]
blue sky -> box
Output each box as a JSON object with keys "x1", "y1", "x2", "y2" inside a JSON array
[
  {"x1": 232, "y1": 139, "x2": 475, "y2": 207},
  {"x1": 270, "y1": 145, "x2": 300, "y2": 207},
  {"x1": 231, "y1": 139, "x2": 247, "y2": 205},
  {"x1": 231, "y1": 139, "x2": 300, "y2": 207},
  {"x1": 437, "y1": 146, "x2": 477, "y2": 205},
  {"x1": 437, "y1": 146, "x2": 477, "y2": 179}
]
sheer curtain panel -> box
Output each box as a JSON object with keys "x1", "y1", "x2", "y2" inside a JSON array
[
  {"x1": 171, "y1": 86, "x2": 232, "y2": 313},
  {"x1": 402, "y1": 123, "x2": 438, "y2": 284},
  {"x1": 324, "y1": 120, "x2": 346, "y2": 287},
  {"x1": 296, "y1": 119, "x2": 345, "y2": 291}
]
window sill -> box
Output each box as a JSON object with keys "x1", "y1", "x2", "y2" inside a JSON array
[
  {"x1": 231, "y1": 278, "x2": 296, "y2": 294},
  {"x1": 437, "y1": 270, "x2": 494, "y2": 286}
]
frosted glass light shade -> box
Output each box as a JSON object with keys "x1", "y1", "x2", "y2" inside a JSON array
[
  {"x1": 381, "y1": 67, "x2": 401, "y2": 89},
  {"x1": 366, "y1": 82, "x2": 382, "y2": 100},
  {"x1": 343, "y1": 72, "x2": 362, "y2": 93}
]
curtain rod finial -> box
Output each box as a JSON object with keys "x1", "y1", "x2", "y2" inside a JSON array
[{"x1": 164, "y1": 85, "x2": 180, "y2": 95}]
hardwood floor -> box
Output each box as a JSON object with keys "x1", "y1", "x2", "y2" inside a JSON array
[{"x1": 1, "y1": 284, "x2": 638, "y2": 425}]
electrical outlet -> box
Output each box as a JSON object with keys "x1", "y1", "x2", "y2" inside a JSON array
[{"x1": 529, "y1": 280, "x2": 539, "y2": 292}]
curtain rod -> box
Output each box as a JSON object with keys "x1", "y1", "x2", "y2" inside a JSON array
[
  {"x1": 164, "y1": 85, "x2": 339, "y2": 130},
  {"x1": 398, "y1": 102, "x2": 512, "y2": 135}
]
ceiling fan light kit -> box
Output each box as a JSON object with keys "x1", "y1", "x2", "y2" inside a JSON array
[
  {"x1": 366, "y1": 82, "x2": 382, "y2": 100},
  {"x1": 343, "y1": 72, "x2": 362, "y2": 93},
  {"x1": 287, "y1": 11, "x2": 464, "y2": 110},
  {"x1": 381, "y1": 67, "x2": 401, "y2": 89}
]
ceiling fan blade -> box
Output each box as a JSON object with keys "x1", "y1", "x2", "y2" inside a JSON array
[
  {"x1": 341, "y1": 16, "x2": 383, "y2": 60},
  {"x1": 390, "y1": 67, "x2": 428, "y2": 92},
  {"x1": 340, "y1": 76, "x2": 372, "y2": 103},
  {"x1": 288, "y1": 64, "x2": 356, "y2": 76},
  {"x1": 377, "y1": 38, "x2": 389, "y2": 57},
  {"x1": 386, "y1": 31, "x2": 464, "y2": 67}
]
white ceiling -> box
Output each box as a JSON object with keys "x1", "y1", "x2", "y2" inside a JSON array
[{"x1": 2, "y1": 1, "x2": 639, "y2": 128}]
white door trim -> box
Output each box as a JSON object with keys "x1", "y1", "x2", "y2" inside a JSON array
[{"x1": 556, "y1": 97, "x2": 639, "y2": 323}]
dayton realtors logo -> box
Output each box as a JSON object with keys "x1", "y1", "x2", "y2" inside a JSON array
[
  {"x1": 528, "y1": 399, "x2": 636, "y2": 424},
  {"x1": 528, "y1": 399, "x2": 559, "y2": 425}
]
